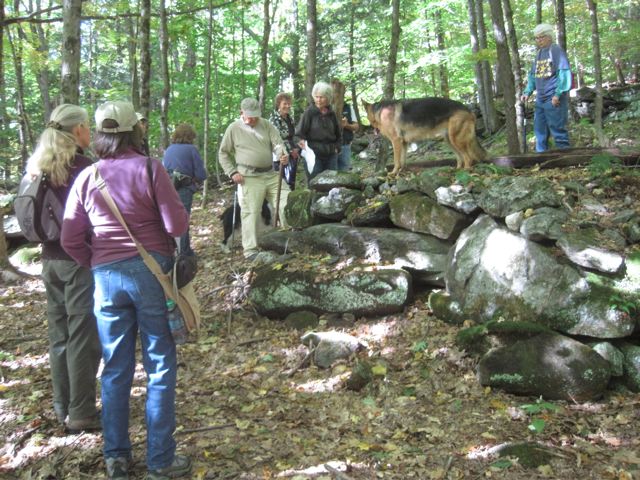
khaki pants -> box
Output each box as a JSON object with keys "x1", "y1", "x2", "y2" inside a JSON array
[{"x1": 239, "y1": 172, "x2": 290, "y2": 257}]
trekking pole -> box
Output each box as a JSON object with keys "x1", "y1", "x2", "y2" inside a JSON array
[
  {"x1": 274, "y1": 160, "x2": 284, "y2": 228},
  {"x1": 521, "y1": 101, "x2": 528, "y2": 153},
  {"x1": 230, "y1": 185, "x2": 238, "y2": 246}
]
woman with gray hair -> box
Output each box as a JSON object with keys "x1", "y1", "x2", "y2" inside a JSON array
[
  {"x1": 26, "y1": 104, "x2": 101, "y2": 433},
  {"x1": 295, "y1": 81, "x2": 342, "y2": 179},
  {"x1": 521, "y1": 23, "x2": 572, "y2": 152}
]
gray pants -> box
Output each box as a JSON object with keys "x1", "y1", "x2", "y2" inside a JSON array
[{"x1": 42, "y1": 259, "x2": 101, "y2": 422}]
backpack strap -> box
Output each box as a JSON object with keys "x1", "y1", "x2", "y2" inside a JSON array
[{"x1": 92, "y1": 165, "x2": 168, "y2": 283}]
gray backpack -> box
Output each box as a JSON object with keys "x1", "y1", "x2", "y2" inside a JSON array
[{"x1": 14, "y1": 172, "x2": 64, "y2": 242}]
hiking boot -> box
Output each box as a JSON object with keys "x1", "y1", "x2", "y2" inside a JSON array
[
  {"x1": 105, "y1": 456, "x2": 129, "y2": 480},
  {"x1": 65, "y1": 414, "x2": 102, "y2": 434},
  {"x1": 146, "y1": 454, "x2": 192, "y2": 479}
]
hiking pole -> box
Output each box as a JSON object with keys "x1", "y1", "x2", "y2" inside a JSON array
[
  {"x1": 230, "y1": 185, "x2": 238, "y2": 247},
  {"x1": 521, "y1": 101, "x2": 528, "y2": 153},
  {"x1": 274, "y1": 160, "x2": 284, "y2": 228}
]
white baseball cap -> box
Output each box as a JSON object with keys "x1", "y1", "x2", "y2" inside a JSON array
[{"x1": 95, "y1": 101, "x2": 138, "y2": 133}]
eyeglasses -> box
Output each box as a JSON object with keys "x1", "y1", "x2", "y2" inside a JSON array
[{"x1": 534, "y1": 35, "x2": 547, "y2": 40}]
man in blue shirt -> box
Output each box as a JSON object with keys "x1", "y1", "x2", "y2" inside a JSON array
[{"x1": 521, "y1": 23, "x2": 572, "y2": 152}]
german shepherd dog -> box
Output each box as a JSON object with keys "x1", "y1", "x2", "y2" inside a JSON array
[{"x1": 362, "y1": 98, "x2": 487, "y2": 174}]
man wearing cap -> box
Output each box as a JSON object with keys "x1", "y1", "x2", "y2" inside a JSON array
[
  {"x1": 62, "y1": 100, "x2": 191, "y2": 480},
  {"x1": 218, "y1": 97, "x2": 290, "y2": 260},
  {"x1": 521, "y1": 23, "x2": 572, "y2": 152},
  {"x1": 136, "y1": 112, "x2": 150, "y2": 156}
]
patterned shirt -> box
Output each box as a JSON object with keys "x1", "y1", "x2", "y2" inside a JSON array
[{"x1": 269, "y1": 110, "x2": 296, "y2": 154}]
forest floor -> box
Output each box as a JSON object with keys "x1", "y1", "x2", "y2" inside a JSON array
[{"x1": 1, "y1": 121, "x2": 640, "y2": 480}]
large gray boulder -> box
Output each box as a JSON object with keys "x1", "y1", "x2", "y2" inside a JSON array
[
  {"x1": 477, "y1": 332, "x2": 611, "y2": 401},
  {"x1": 444, "y1": 215, "x2": 636, "y2": 338}
]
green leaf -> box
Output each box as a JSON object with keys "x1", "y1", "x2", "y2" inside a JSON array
[
  {"x1": 528, "y1": 418, "x2": 546, "y2": 433},
  {"x1": 490, "y1": 459, "x2": 513, "y2": 469}
]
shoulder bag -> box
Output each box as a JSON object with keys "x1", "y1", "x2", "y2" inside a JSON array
[{"x1": 93, "y1": 165, "x2": 200, "y2": 333}]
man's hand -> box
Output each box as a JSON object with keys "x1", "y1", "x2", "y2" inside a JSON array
[
  {"x1": 231, "y1": 172, "x2": 244, "y2": 185},
  {"x1": 551, "y1": 95, "x2": 560, "y2": 107},
  {"x1": 521, "y1": 94, "x2": 529, "y2": 103},
  {"x1": 280, "y1": 154, "x2": 289, "y2": 166}
]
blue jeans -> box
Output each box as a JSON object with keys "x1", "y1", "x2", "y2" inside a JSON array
[
  {"x1": 534, "y1": 94, "x2": 570, "y2": 152},
  {"x1": 338, "y1": 143, "x2": 352, "y2": 171},
  {"x1": 309, "y1": 152, "x2": 338, "y2": 179},
  {"x1": 176, "y1": 187, "x2": 194, "y2": 255},
  {"x1": 93, "y1": 253, "x2": 177, "y2": 470}
]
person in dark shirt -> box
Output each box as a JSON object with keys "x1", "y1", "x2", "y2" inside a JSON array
[
  {"x1": 295, "y1": 81, "x2": 342, "y2": 179},
  {"x1": 338, "y1": 101, "x2": 359, "y2": 171},
  {"x1": 136, "y1": 112, "x2": 150, "y2": 156},
  {"x1": 162, "y1": 123, "x2": 208, "y2": 256},
  {"x1": 25, "y1": 104, "x2": 101, "y2": 433}
]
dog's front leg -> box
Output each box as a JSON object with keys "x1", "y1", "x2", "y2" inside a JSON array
[{"x1": 390, "y1": 138, "x2": 404, "y2": 175}]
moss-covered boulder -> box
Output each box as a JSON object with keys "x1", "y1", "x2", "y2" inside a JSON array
[
  {"x1": 249, "y1": 266, "x2": 411, "y2": 318},
  {"x1": 476, "y1": 176, "x2": 561, "y2": 217},
  {"x1": 456, "y1": 320, "x2": 554, "y2": 356},
  {"x1": 477, "y1": 332, "x2": 611, "y2": 401},
  {"x1": 390, "y1": 191, "x2": 470, "y2": 241},
  {"x1": 308, "y1": 170, "x2": 363, "y2": 192},
  {"x1": 284, "y1": 189, "x2": 316, "y2": 229}
]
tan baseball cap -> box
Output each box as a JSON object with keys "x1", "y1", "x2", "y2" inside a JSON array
[
  {"x1": 240, "y1": 98, "x2": 261, "y2": 117},
  {"x1": 95, "y1": 101, "x2": 138, "y2": 133}
]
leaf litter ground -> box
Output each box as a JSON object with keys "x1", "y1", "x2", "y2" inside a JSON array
[{"x1": 1, "y1": 165, "x2": 640, "y2": 480}]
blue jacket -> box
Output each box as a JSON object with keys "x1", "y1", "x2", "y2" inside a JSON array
[{"x1": 162, "y1": 143, "x2": 207, "y2": 190}]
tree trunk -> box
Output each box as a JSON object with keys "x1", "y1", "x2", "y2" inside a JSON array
[
  {"x1": 586, "y1": 0, "x2": 609, "y2": 147},
  {"x1": 29, "y1": 0, "x2": 52, "y2": 123},
  {"x1": 7, "y1": 27, "x2": 32, "y2": 166},
  {"x1": 61, "y1": 0, "x2": 81, "y2": 104},
  {"x1": 383, "y1": 0, "x2": 401, "y2": 100},
  {"x1": 305, "y1": 0, "x2": 317, "y2": 103},
  {"x1": 203, "y1": 0, "x2": 216, "y2": 200},
  {"x1": 347, "y1": 11, "x2": 359, "y2": 123},
  {"x1": 139, "y1": 0, "x2": 151, "y2": 119},
  {"x1": 291, "y1": 0, "x2": 302, "y2": 113},
  {"x1": 535, "y1": 0, "x2": 542, "y2": 24},
  {"x1": 555, "y1": 0, "x2": 567, "y2": 52},
  {"x1": 126, "y1": 13, "x2": 140, "y2": 110},
  {"x1": 502, "y1": 0, "x2": 524, "y2": 147},
  {"x1": 467, "y1": 0, "x2": 486, "y2": 127},
  {"x1": 159, "y1": 0, "x2": 170, "y2": 150},
  {"x1": 0, "y1": 0, "x2": 8, "y2": 182},
  {"x1": 611, "y1": 54, "x2": 626, "y2": 86},
  {"x1": 476, "y1": 0, "x2": 498, "y2": 133},
  {"x1": 488, "y1": 0, "x2": 519, "y2": 153},
  {"x1": 434, "y1": 8, "x2": 449, "y2": 98},
  {"x1": 258, "y1": 0, "x2": 271, "y2": 112}
]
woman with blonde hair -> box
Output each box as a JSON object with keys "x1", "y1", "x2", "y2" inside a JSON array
[{"x1": 27, "y1": 103, "x2": 101, "y2": 433}]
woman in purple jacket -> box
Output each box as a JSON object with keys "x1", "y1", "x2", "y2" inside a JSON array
[
  {"x1": 27, "y1": 104, "x2": 101, "y2": 433},
  {"x1": 61, "y1": 101, "x2": 191, "y2": 480}
]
